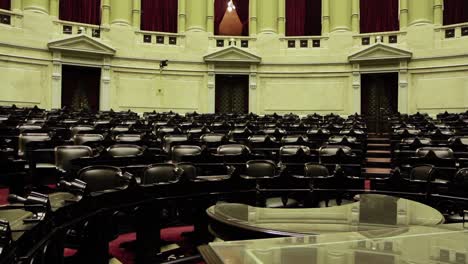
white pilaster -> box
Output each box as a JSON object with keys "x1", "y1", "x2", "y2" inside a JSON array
[{"x1": 51, "y1": 51, "x2": 62, "y2": 109}]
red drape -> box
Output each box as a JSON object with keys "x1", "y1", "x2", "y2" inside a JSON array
[
  {"x1": 59, "y1": 0, "x2": 101, "y2": 25},
  {"x1": 215, "y1": 0, "x2": 249, "y2": 36},
  {"x1": 286, "y1": 0, "x2": 322, "y2": 36},
  {"x1": 141, "y1": 0, "x2": 178, "y2": 33},
  {"x1": 444, "y1": 0, "x2": 468, "y2": 25},
  {"x1": 360, "y1": 0, "x2": 399, "y2": 33},
  {"x1": 0, "y1": 0, "x2": 10, "y2": 10}
]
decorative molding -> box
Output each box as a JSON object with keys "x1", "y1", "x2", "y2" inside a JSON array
[
  {"x1": 204, "y1": 46, "x2": 261, "y2": 63},
  {"x1": 348, "y1": 43, "x2": 412, "y2": 62},
  {"x1": 48, "y1": 35, "x2": 116, "y2": 56}
]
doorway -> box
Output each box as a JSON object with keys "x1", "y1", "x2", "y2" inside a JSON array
[
  {"x1": 215, "y1": 75, "x2": 249, "y2": 114},
  {"x1": 61, "y1": 65, "x2": 101, "y2": 112},
  {"x1": 361, "y1": 73, "x2": 399, "y2": 134}
]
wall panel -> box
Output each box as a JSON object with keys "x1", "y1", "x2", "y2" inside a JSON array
[{"x1": 0, "y1": 61, "x2": 48, "y2": 106}]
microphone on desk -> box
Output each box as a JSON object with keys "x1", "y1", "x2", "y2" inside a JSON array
[
  {"x1": 58, "y1": 179, "x2": 87, "y2": 195},
  {"x1": 7, "y1": 192, "x2": 50, "y2": 223}
]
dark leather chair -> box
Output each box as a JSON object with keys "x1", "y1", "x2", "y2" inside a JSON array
[
  {"x1": 162, "y1": 134, "x2": 189, "y2": 154},
  {"x1": 77, "y1": 166, "x2": 129, "y2": 193},
  {"x1": 141, "y1": 163, "x2": 181, "y2": 186},
  {"x1": 240, "y1": 160, "x2": 296, "y2": 208},
  {"x1": 73, "y1": 133, "x2": 104, "y2": 146},
  {"x1": 55, "y1": 145, "x2": 93, "y2": 176},
  {"x1": 18, "y1": 133, "x2": 51, "y2": 157},
  {"x1": 171, "y1": 145, "x2": 202, "y2": 162},
  {"x1": 402, "y1": 165, "x2": 434, "y2": 196},
  {"x1": 70, "y1": 125, "x2": 95, "y2": 137},
  {"x1": 107, "y1": 144, "x2": 145, "y2": 158},
  {"x1": 114, "y1": 133, "x2": 142, "y2": 144}
]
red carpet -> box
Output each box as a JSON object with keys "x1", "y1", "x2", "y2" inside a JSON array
[{"x1": 0, "y1": 188, "x2": 9, "y2": 205}]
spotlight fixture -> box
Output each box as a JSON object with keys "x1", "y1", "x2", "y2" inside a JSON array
[{"x1": 227, "y1": 0, "x2": 236, "y2": 12}]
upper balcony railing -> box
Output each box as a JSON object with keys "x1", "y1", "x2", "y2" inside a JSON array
[
  {"x1": 209, "y1": 35, "x2": 256, "y2": 49},
  {"x1": 353, "y1": 30, "x2": 406, "y2": 47},
  {"x1": 280, "y1": 35, "x2": 329, "y2": 49},
  {"x1": 136, "y1": 30, "x2": 185, "y2": 47},
  {"x1": 54, "y1": 20, "x2": 104, "y2": 38},
  {"x1": 435, "y1": 22, "x2": 468, "y2": 40},
  {"x1": 0, "y1": 8, "x2": 22, "y2": 28}
]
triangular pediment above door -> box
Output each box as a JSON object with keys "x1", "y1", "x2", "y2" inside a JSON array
[
  {"x1": 348, "y1": 43, "x2": 412, "y2": 62},
  {"x1": 204, "y1": 46, "x2": 261, "y2": 63},
  {"x1": 48, "y1": 34, "x2": 116, "y2": 56}
]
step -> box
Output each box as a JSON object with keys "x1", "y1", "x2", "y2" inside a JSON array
[
  {"x1": 363, "y1": 167, "x2": 393, "y2": 178},
  {"x1": 367, "y1": 137, "x2": 391, "y2": 144},
  {"x1": 367, "y1": 143, "x2": 391, "y2": 150},
  {"x1": 366, "y1": 150, "x2": 392, "y2": 158},
  {"x1": 366, "y1": 158, "x2": 392, "y2": 168}
]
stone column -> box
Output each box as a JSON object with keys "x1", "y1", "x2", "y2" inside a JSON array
[
  {"x1": 206, "y1": 0, "x2": 214, "y2": 34},
  {"x1": 110, "y1": 0, "x2": 132, "y2": 26},
  {"x1": 250, "y1": 0, "x2": 257, "y2": 35},
  {"x1": 400, "y1": 0, "x2": 408, "y2": 29},
  {"x1": 51, "y1": 52, "x2": 61, "y2": 109},
  {"x1": 178, "y1": 0, "x2": 186, "y2": 33},
  {"x1": 49, "y1": 0, "x2": 58, "y2": 18},
  {"x1": 249, "y1": 65, "x2": 258, "y2": 113},
  {"x1": 11, "y1": 0, "x2": 22, "y2": 12},
  {"x1": 398, "y1": 61, "x2": 409, "y2": 114},
  {"x1": 101, "y1": 0, "x2": 110, "y2": 27},
  {"x1": 100, "y1": 57, "x2": 112, "y2": 111},
  {"x1": 433, "y1": 0, "x2": 443, "y2": 26},
  {"x1": 352, "y1": 64, "x2": 361, "y2": 114},
  {"x1": 277, "y1": 0, "x2": 285, "y2": 36},
  {"x1": 257, "y1": 0, "x2": 278, "y2": 34},
  {"x1": 351, "y1": 0, "x2": 359, "y2": 33},
  {"x1": 322, "y1": 0, "x2": 330, "y2": 34},
  {"x1": 186, "y1": 0, "x2": 206, "y2": 31},
  {"x1": 329, "y1": 0, "x2": 351, "y2": 32},
  {"x1": 408, "y1": 0, "x2": 434, "y2": 26},
  {"x1": 23, "y1": 0, "x2": 49, "y2": 14},
  {"x1": 207, "y1": 64, "x2": 215, "y2": 113},
  {"x1": 132, "y1": 0, "x2": 141, "y2": 29}
]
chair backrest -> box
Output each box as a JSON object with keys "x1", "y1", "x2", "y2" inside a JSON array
[
  {"x1": 328, "y1": 136, "x2": 357, "y2": 144},
  {"x1": 142, "y1": 164, "x2": 180, "y2": 185},
  {"x1": 162, "y1": 134, "x2": 189, "y2": 153},
  {"x1": 107, "y1": 144, "x2": 144, "y2": 158},
  {"x1": 416, "y1": 147, "x2": 454, "y2": 159},
  {"x1": 281, "y1": 135, "x2": 308, "y2": 144},
  {"x1": 409, "y1": 165, "x2": 434, "y2": 181},
  {"x1": 70, "y1": 125, "x2": 94, "y2": 136},
  {"x1": 55, "y1": 145, "x2": 93, "y2": 172},
  {"x1": 245, "y1": 160, "x2": 278, "y2": 178},
  {"x1": 217, "y1": 144, "x2": 250, "y2": 155},
  {"x1": 18, "y1": 133, "x2": 51, "y2": 156},
  {"x1": 115, "y1": 134, "x2": 142, "y2": 143},
  {"x1": 78, "y1": 165, "x2": 124, "y2": 193},
  {"x1": 279, "y1": 145, "x2": 311, "y2": 156},
  {"x1": 304, "y1": 163, "x2": 330, "y2": 178},
  {"x1": 200, "y1": 133, "x2": 227, "y2": 143},
  {"x1": 171, "y1": 145, "x2": 202, "y2": 162},
  {"x1": 248, "y1": 134, "x2": 272, "y2": 143},
  {"x1": 73, "y1": 133, "x2": 104, "y2": 145},
  {"x1": 401, "y1": 137, "x2": 432, "y2": 145},
  {"x1": 319, "y1": 145, "x2": 352, "y2": 156},
  {"x1": 454, "y1": 168, "x2": 468, "y2": 188}
]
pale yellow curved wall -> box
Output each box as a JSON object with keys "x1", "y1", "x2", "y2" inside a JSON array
[{"x1": 0, "y1": 0, "x2": 467, "y2": 115}]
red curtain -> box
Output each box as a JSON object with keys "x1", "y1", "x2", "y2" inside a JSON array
[
  {"x1": 0, "y1": 0, "x2": 10, "y2": 10},
  {"x1": 215, "y1": 0, "x2": 249, "y2": 36},
  {"x1": 360, "y1": 0, "x2": 399, "y2": 33},
  {"x1": 141, "y1": 0, "x2": 178, "y2": 33},
  {"x1": 286, "y1": 0, "x2": 322, "y2": 36},
  {"x1": 59, "y1": 0, "x2": 101, "y2": 25},
  {"x1": 444, "y1": 0, "x2": 468, "y2": 25}
]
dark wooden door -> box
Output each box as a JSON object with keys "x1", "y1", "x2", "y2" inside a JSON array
[
  {"x1": 361, "y1": 73, "x2": 399, "y2": 134},
  {"x1": 215, "y1": 75, "x2": 249, "y2": 114},
  {"x1": 62, "y1": 65, "x2": 101, "y2": 112}
]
